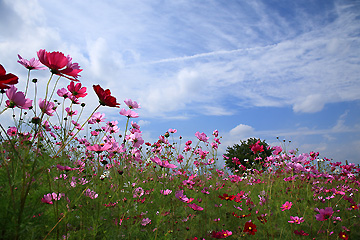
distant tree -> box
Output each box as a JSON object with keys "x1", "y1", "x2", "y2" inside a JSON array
[{"x1": 224, "y1": 138, "x2": 273, "y2": 173}]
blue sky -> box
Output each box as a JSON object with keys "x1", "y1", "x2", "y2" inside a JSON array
[{"x1": 1, "y1": 0, "x2": 360, "y2": 166}]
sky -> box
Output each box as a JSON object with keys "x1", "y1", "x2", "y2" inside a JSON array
[{"x1": 1, "y1": 0, "x2": 360, "y2": 166}]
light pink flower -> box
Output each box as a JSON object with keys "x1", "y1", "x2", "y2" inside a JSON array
[
  {"x1": 126, "y1": 132, "x2": 144, "y2": 148},
  {"x1": 84, "y1": 189, "x2": 98, "y2": 199},
  {"x1": 124, "y1": 98, "x2": 140, "y2": 109},
  {"x1": 119, "y1": 108, "x2": 139, "y2": 118},
  {"x1": 195, "y1": 131, "x2": 209, "y2": 143},
  {"x1": 17, "y1": 54, "x2": 46, "y2": 70},
  {"x1": 151, "y1": 156, "x2": 177, "y2": 168},
  {"x1": 160, "y1": 189, "x2": 172, "y2": 195},
  {"x1": 5, "y1": 85, "x2": 32, "y2": 109},
  {"x1": 88, "y1": 112, "x2": 106, "y2": 124},
  {"x1": 141, "y1": 217, "x2": 151, "y2": 226}
]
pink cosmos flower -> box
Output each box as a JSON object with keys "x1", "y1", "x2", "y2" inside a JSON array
[
  {"x1": 17, "y1": 54, "x2": 46, "y2": 70},
  {"x1": 86, "y1": 143, "x2": 112, "y2": 153},
  {"x1": 119, "y1": 108, "x2": 139, "y2": 118},
  {"x1": 88, "y1": 112, "x2": 106, "y2": 124},
  {"x1": 125, "y1": 132, "x2": 144, "y2": 148},
  {"x1": 175, "y1": 190, "x2": 189, "y2": 203},
  {"x1": 160, "y1": 189, "x2": 172, "y2": 195},
  {"x1": 168, "y1": 128, "x2": 177, "y2": 133},
  {"x1": 38, "y1": 99, "x2": 56, "y2": 116},
  {"x1": 5, "y1": 85, "x2": 32, "y2": 109},
  {"x1": 37, "y1": 49, "x2": 82, "y2": 81},
  {"x1": 315, "y1": 207, "x2": 334, "y2": 221},
  {"x1": 288, "y1": 216, "x2": 304, "y2": 224},
  {"x1": 187, "y1": 203, "x2": 203, "y2": 211},
  {"x1": 195, "y1": 131, "x2": 209, "y2": 143},
  {"x1": 84, "y1": 189, "x2": 98, "y2": 199},
  {"x1": 7, "y1": 127, "x2": 17, "y2": 136},
  {"x1": 141, "y1": 218, "x2": 151, "y2": 226},
  {"x1": 151, "y1": 156, "x2": 177, "y2": 168},
  {"x1": 57, "y1": 88, "x2": 70, "y2": 98},
  {"x1": 124, "y1": 98, "x2": 140, "y2": 109},
  {"x1": 281, "y1": 201, "x2": 293, "y2": 211},
  {"x1": 67, "y1": 81, "x2": 87, "y2": 98},
  {"x1": 41, "y1": 193, "x2": 53, "y2": 204},
  {"x1": 65, "y1": 107, "x2": 77, "y2": 116}
]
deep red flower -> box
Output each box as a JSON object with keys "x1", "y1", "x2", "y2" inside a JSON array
[
  {"x1": 232, "y1": 212, "x2": 251, "y2": 218},
  {"x1": 218, "y1": 193, "x2": 235, "y2": 201},
  {"x1": 294, "y1": 230, "x2": 309, "y2": 236},
  {"x1": 93, "y1": 85, "x2": 120, "y2": 108},
  {"x1": 0, "y1": 64, "x2": 18, "y2": 89},
  {"x1": 338, "y1": 231, "x2": 349, "y2": 240},
  {"x1": 243, "y1": 221, "x2": 257, "y2": 235},
  {"x1": 37, "y1": 49, "x2": 82, "y2": 81}
]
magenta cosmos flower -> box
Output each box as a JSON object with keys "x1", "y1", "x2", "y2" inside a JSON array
[
  {"x1": 37, "y1": 49, "x2": 82, "y2": 81},
  {"x1": 187, "y1": 203, "x2": 203, "y2": 211},
  {"x1": 288, "y1": 216, "x2": 304, "y2": 224},
  {"x1": 281, "y1": 201, "x2": 293, "y2": 211},
  {"x1": 5, "y1": 85, "x2": 32, "y2": 109},
  {"x1": 38, "y1": 99, "x2": 56, "y2": 116},
  {"x1": 17, "y1": 54, "x2": 46, "y2": 70},
  {"x1": 67, "y1": 81, "x2": 87, "y2": 98},
  {"x1": 315, "y1": 207, "x2": 334, "y2": 221}
]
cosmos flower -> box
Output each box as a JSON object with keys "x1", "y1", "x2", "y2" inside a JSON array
[
  {"x1": 243, "y1": 221, "x2": 257, "y2": 235},
  {"x1": 38, "y1": 99, "x2": 56, "y2": 116},
  {"x1": 288, "y1": 216, "x2": 304, "y2": 224},
  {"x1": 0, "y1": 64, "x2": 18, "y2": 89},
  {"x1": 211, "y1": 229, "x2": 232, "y2": 238},
  {"x1": 37, "y1": 49, "x2": 82, "y2": 81},
  {"x1": 67, "y1": 81, "x2": 87, "y2": 98},
  {"x1": 119, "y1": 108, "x2": 139, "y2": 118},
  {"x1": 7, "y1": 127, "x2": 17, "y2": 136},
  {"x1": 187, "y1": 203, "x2": 203, "y2": 211},
  {"x1": 93, "y1": 84, "x2": 120, "y2": 108},
  {"x1": 250, "y1": 140, "x2": 264, "y2": 154},
  {"x1": 5, "y1": 85, "x2": 32, "y2": 109},
  {"x1": 315, "y1": 207, "x2": 334, "y2": 221},
  {"x1": 124, "y1": 98, "x2": 140, "y2": 109},
  {"x1": 17, "y1": 54, "x2": 46, "y2": 70},
  {"x1": 281, "y1": 201, "x2": 293, "y2": 211},
  {"x1": 195, "y1": 131, "x2": 209, "y2": 143}
]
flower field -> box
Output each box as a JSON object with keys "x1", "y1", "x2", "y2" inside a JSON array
[{"x1": 0, "y1": 50, "x2": 359, "y2": 239}]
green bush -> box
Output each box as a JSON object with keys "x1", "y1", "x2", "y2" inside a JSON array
[{"x1": 224, "y1": 138, "x2": 273, "y2": 173}]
